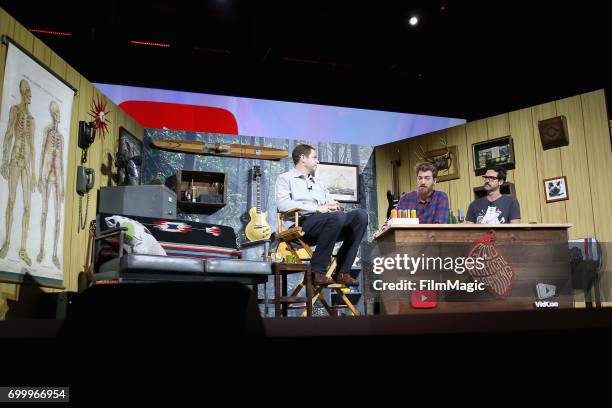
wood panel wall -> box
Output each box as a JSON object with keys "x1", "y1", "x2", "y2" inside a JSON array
[
  {"x1": 375, "y1": 89, "x2": 611, "y2": 240},
  {"x1": 375, "y1": 89, "x2": 612, "y2": 305},
  {"x1": 0, "y1": 8, "x2": 143, "y2": 313}
]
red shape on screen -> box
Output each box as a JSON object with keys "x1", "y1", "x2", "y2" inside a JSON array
[{"x1": 119, "y1": 101, "x2": 238, "y2": 134}]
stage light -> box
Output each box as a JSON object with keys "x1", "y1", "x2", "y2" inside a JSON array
[
  {"x1": 408, "y1": 16, "x2": 419, "y2": 26},
  {"x1": 129, "y1": 40, "x2": 171, "y2": 48},
  {"x1": 29, "y1": 29, "x2": 72, "y2": 37}
]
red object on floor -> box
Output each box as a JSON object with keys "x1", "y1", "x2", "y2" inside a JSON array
[{"x1": 119, "y1": 100, "x2": 238, "y2": 134}]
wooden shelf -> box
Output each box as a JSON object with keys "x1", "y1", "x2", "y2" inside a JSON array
[
  {"x1": 473, "y1": 182, "x2": 516, "y2": 200},
  {"x1": 176, "y1": 200, "x2": 226, "y2": 213},
  {"x1": 166, "y1": 170, "x2": 227, "y2": 214}
]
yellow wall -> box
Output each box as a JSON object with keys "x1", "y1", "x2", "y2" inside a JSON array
[
  {"x1": 0, "y1": 7, "x2": 144, "y2": 312},
  {"x1": 375, "y1": 89, "x2": 612, "y2": 241},
  {"x1": 375, "y1": 89, "x2": 612, "y2": 305}
]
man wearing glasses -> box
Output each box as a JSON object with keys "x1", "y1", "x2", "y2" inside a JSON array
[{"x1": 466, "y1": 164, "x2": 521, "y2": 224}]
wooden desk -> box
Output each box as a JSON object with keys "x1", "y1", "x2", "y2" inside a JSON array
[{"x1": 373, "y1": 224, "x2": 573, "y2": 314}]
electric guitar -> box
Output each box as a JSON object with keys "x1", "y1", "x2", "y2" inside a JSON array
[
  {"x1": 245, "y1": 165, "x2": 272, "y2": 241},
  {"x1": 386, "y1": 153, "x2": 402, "y2": 219}
]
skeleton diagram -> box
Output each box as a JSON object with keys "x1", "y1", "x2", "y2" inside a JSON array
[
  {"x1": 36, "y1": 101, "x2": 64, "y2": 269},
  {"x1": 0, "y1": 79, "x2": 36, "y2": 266}
]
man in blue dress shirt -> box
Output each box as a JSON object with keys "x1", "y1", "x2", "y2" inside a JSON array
[{"x1": 276, "y1": 144, "x2": 367, "y2": 286}]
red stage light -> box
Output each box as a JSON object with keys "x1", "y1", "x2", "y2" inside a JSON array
[
  {"x1": 129, "y1": 40, "x2": 171, "y2": 48},
  {"x1": 29, "y1": 29, "x2": 72, "y2": 37}
]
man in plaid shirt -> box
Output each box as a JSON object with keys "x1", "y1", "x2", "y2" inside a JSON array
[
  {"x1": 396, "y1": 162, "x2": 449, "y2": 224},
  {"x1": 373, "y1": 163, "x2": 449, "y2": 238}
]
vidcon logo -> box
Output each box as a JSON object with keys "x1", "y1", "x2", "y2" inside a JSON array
[{"x1": 535, "y1": 283, "x2": 559, "y2": 308}]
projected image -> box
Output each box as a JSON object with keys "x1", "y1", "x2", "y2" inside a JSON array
[{"x1": 95, "y1": 83, "x2": 465, "y2": 146}]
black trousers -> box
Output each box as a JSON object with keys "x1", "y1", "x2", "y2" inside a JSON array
[{"x1": 300, "y1": 209, "x2": 368, "y2": 274}]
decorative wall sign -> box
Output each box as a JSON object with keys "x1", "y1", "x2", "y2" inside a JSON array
[
  {"x1": 538, "y1": 115, "x2": 569, "y2": 150},
  {"x1": 543, "y1": 176, "x2": 569, "y2": 203},
  {"x1": 415, "y1": 136, "x2": 459, "y2": 181},
  {"x1": 0, "y1": 38, "x2": 75, "y2": 287},
  {"x1": 421, "y1": 145, "x2": 460, "y2": 182}
]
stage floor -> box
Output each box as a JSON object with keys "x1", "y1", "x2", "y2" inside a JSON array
[{"x1": 3, "y1": 308, "x2": 611, "y2": 339}]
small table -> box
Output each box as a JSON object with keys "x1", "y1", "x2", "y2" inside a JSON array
[{"x1": 270, "y1": 263, "x2": 313, "y2": 317}]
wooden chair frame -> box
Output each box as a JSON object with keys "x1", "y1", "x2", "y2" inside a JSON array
[{"x1": 275, "y1": 208, "x2": 359, "y2": 316}]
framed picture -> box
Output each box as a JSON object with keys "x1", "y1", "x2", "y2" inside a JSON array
[
  {"x1": 315, "y1": 163, "x2": 360, "y2": 203},
  {"x1": 543, "y1": 176, "x2": 569, "y2": 203},
  {"x1": 424, "y1": 145, "x2": 460, "y2": 182},
  {"x1": 117, "y1": 127, "x2": 143, "y2": 186},
  {"x1": 472, "y1": 136, "x2": 515, "y2": 176}
]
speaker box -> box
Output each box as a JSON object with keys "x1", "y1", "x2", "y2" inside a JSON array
[
  {"x1": 98, "y1": 185, "x2": 177, "y2": 218},
  {"x1": 57, "y1": 282, "x2": 264, "y2": 340},
  {"x1": 538, "y1": 115, "x2": 569, "y2": 150}
]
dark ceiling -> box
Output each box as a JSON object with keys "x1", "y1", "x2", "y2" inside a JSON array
[{"x1": 1, "y1": 0, "x2": 609, "y2": 121}]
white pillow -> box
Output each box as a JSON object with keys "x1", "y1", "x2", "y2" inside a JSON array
[{"x1": 104, "y1": 215, "x2": 167, "y2": 256}]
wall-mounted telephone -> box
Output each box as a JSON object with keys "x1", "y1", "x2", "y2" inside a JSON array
[
  {"x1": 78, "y1": 121, "x2": 96, "y2": 150},
  {"x1": 76, "y1": 121, "x2": 97, "y2": 230},
  {"x1": 76, "y1": 166, "x2": 95, "y2": 195},
  {"x1": 78, "y1": 121, "x2": 96, "y2": 163}
]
